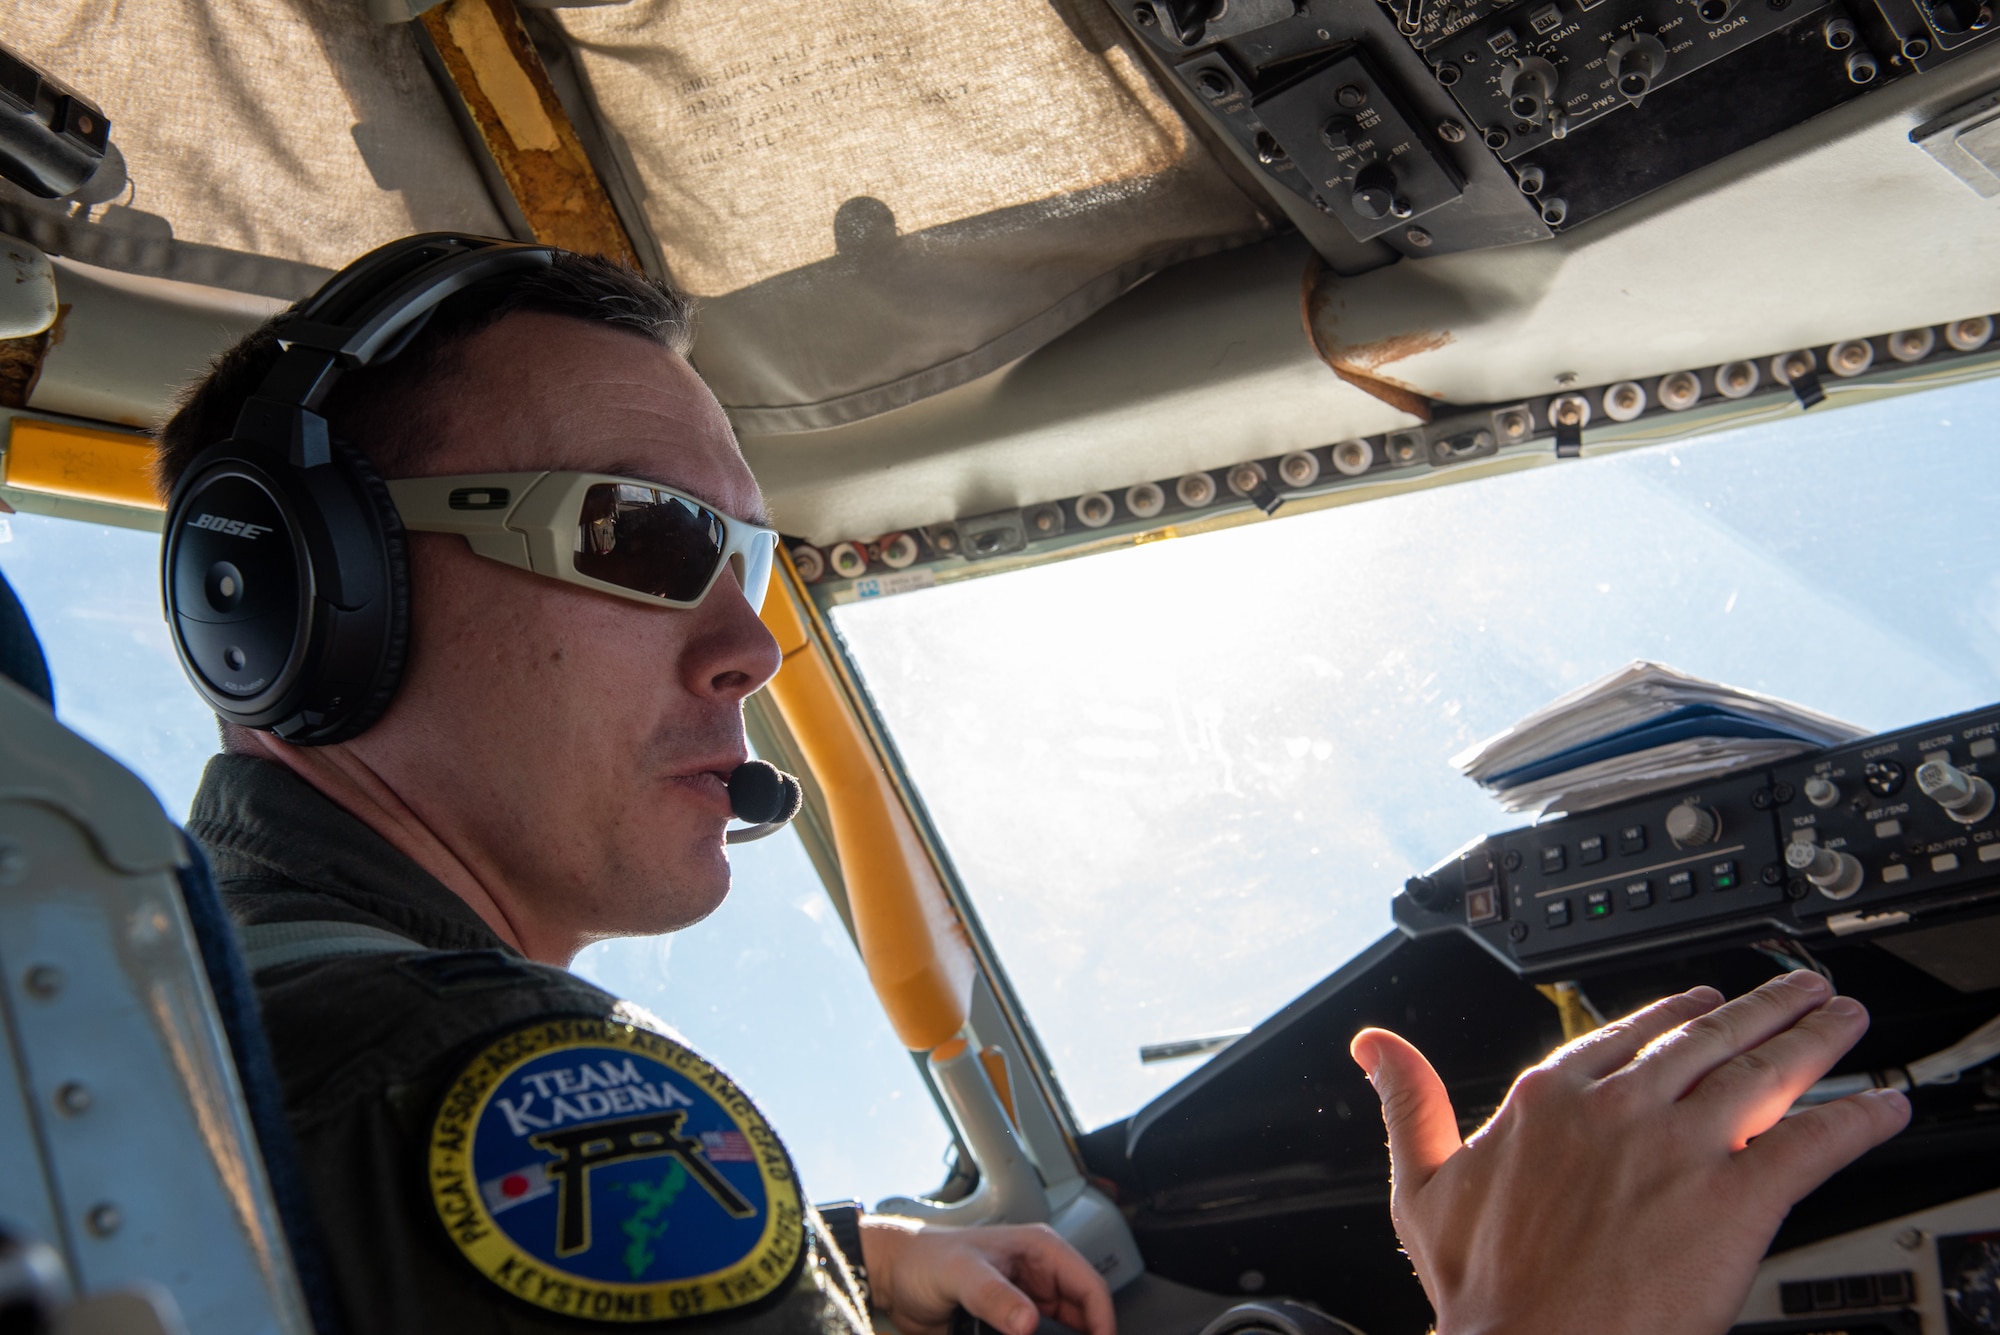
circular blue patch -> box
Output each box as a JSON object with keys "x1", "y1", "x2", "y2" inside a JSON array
[{"x1": 430, "y1": 1018, "x2": 804, "y2": 1322}]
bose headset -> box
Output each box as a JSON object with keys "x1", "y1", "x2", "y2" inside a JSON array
[{"x1": 162, "y1": 232, "x2": 802, "y2": 840}]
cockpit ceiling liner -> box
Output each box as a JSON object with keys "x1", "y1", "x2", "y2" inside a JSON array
[
  {"x1": 0, "y1": 0, "x2": 1272, "y2": 434},
  {"x1": 555, "y1": 0, "x2": 1272, "y2": 432},
  {"x1": 0, "y1": 0, "x2": 507, "y2": 300}
]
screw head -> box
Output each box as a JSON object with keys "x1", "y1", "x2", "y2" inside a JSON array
[
  {"x1": 1405, "y1": 226, "x2": 1433, "y2": 248},
  {"x1": 23, "y1": 965, "x2": 62, "y2": 999},
  {"x1": 85, "y1": 1203, "x2": 121, "y2": 1237},
  {"x1": 1509, "y1": 922, "x2": 1530, "y2": 941},
  {"x1": 1761, "y1": 862, "x2": 1785, "y2": 886},
  {"x1": 0, "y1": 843, "x2": 25, "y2": 886},
  {"x1": 55, "y1": 1082, "x2": 91, "y2": 1115},
  {"x1": 1437, "y1": 119, "x2": 1467, "y2": 143}
]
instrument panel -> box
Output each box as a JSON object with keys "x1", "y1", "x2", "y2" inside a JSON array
[{"x1": 1395, "y1": 702, "x2": 2000, "y2": 980}]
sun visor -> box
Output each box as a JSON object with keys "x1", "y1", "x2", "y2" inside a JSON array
[
  {"x1": 0, "y1": 0, "x2": 513, "y2": 300},
  {"x1": 555, "y1": 0, "x2": 1273, "y2": 433}
]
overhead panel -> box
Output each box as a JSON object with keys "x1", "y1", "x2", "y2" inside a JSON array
[{"x1": 1119, "y1": 0, "x2": 2000, "y2": 255}]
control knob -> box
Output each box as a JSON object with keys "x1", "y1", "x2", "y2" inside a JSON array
[
  {"x1": 1350, "y1": 162, "x2": 1400, "y2": 219},
  {"x1": 1665, "y1": 801, "x2": 1720, "y2": 846},
  {"x1": 1803, "y1": 776, "x2": 1841, "y2": 808},
  {"x1": 1916, "y1": 760, "x2": 1996, "y2": 824},
  {"x1": 1786, "y1": 840, "x2": 1864, "y2": 900}
]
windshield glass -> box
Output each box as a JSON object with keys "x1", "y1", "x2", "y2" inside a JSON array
[{"x1": 830, "y1": 378, "x2": 2000, "y2": 1131}]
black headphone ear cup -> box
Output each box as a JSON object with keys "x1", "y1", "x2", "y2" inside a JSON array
[{"x1": 315, "y1": 438, "x2": 410, "y2": 742}]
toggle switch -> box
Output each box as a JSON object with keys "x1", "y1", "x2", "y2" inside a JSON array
[
  {"x1": 1916, "y1": 760, "x2": 1996, "y2": 824},
  {"x1": 1786, "y1": 841, "x2": 1864, "y2": 900}
]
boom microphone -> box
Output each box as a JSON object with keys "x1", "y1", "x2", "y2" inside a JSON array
[{"x1": 725, "y1": 760, "x2": 804, "y2": 844}]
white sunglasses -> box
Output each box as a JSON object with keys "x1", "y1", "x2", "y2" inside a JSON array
[{"x1": 386, "y1": 472, "x2": 778, "y2": 612}]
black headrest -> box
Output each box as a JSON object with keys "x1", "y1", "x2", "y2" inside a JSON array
[{"x1": 0, "y1": 568, "x2": 53, "y2": 706}]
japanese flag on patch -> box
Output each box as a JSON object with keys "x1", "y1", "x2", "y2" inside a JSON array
[
  {"x1": 700, "y1": 1130, "x2": 754, "y2": 1162},
  {"x1": 480, "y1": 1160, "x2": 554, "y2": 1214}
]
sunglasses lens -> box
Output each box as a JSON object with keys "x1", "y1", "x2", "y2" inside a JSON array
[
  {"x1": 737, "y1": 529, "x2": 776, "y2": 613},
  {"x1": 574, "y1": 482, "x2": 725, "y2": 603}
]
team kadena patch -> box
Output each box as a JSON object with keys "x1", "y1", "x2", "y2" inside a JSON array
[{"x1": 429, "y1": 1018, "x2": 805, "y2": 1323}]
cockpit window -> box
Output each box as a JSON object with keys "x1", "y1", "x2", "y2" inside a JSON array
[{"x1": 829, "y1": 376, "x2": 2000, "y2": 1130}]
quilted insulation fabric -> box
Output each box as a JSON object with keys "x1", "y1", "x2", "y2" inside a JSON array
[
  {"x1": 0, "y1": 0, "x2": 509, "y2": 299},
  {"x1": 0, "y1": 0, "x2": 1270, "y2": 430},
  {"x1": 558, "y1": 0, "x2": 1273, "y2": 431}
]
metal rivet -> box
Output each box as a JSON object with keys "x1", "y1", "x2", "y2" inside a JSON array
[
  {"x1": 0, "y1": 843, "x2": 26, "y2": 886},
  {"x1": 85, "y1": 1204, "x2": 121, "y2": 1237},
  {"x1": 23, "y1": 965, "x2": 62, "y2": 999},
  {"x1": 55, "y1": 1083, "x2": 92, "y2": 1116},
  {"x1": 1896, "y1": 1228, "x2": 1926, "y2": 1250}
]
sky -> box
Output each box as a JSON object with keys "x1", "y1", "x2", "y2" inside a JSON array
[{"x1": 6, "y1": 373, "x2": 1999, "y2": 1177}]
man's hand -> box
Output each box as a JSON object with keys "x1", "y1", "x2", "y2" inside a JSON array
[
  {"x1": 859, "y1": 1218, "x2": 1114, "y2": 1335},
  {"x1": 1350, "y1": 970, "x2": 1911, "y2": 1335}
]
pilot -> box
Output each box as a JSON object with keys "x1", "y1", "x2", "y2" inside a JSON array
[{"x1": 152, "y1": 241, "x2": 1909, "y2": 1335}]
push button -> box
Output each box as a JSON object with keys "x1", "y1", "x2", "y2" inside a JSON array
[
  {"x1": 1711, "y1": 860, "x2": 1739, "y2": 891},
  {"x1": 1874, "y1": 819, "x2": 1903, "y2": 838},
  {"x1": 1625, "y1": 879, "x2": 1654, "y2": 909},
  {"x1": 1972, "y1": 737, "x2": 1997, "y2": 759},
  {"x1": 1585, "y1": 889, "x2": 1612, "y2": 919},
  {"x1": 1666, "y1": 870, "x2": 1695, "y2": 901},
  {"x1": 1578, "y1": 835, "x2": 1606, "y2": 864},
  {"x1": 1932, "y1": 853, "x2": 1961, "y2": 873},
  {"x1": 1545, "y1": 898, "x2": 1572, "y2": 928},
  {"x1": 1541, "y1": 845, "x2": 1567, "y2": 875},
  {"x1": 1619, "y1": 825, "x2": 1647, "y2": 855},
  {"x1": 1882, "y1": 863, "x2": 1910, "y2": 883}
]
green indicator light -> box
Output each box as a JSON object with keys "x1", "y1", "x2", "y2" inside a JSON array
[
  {"x1": 1715, "y1": 873, "x2": 1737, "y2": 890},
  {"x1": 1587, "y1": 901, "x2": 1610, "y2": 917}
]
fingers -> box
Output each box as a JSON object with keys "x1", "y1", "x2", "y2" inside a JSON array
[
  {"x1": 1008, "y1": 1225, "x2": 1116, "y2": 1335},
  {"x1": 1683, "y1": 994, "x2": 1872, "y2": 1145},
  {"x1": 1353, "y1": 1028, "x2": 1462, "y2": 1191},
  {"x1": 954, "y1": 1253, "x2": 1045, "y2": 1335},
  {"x1": 947, "y1": 1225, "x2": 1114, "y2": 1335},
  {"x1": 1620, "y1": 971, "x2": 1834, "y2": 1100},
  {"x1": 1552, "y1": 986, "x2": 1724, "y2": 1081},
  {"x1": 1738, "y1": 1087, "x2": 1910, "y2": 1211}
]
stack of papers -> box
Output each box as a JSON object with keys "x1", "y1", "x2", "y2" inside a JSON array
[{"x1": 1453, "y1": 662, "x2": 1867, "y2": 815}]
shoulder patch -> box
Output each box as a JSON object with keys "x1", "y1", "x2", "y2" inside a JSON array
[{"x1": 428, "y1": 1017, "x2": 806, "y2": 1323}]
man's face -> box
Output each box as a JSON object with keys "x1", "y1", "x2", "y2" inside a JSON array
[{"x1": 349, "y1": 311, "x2": 782, "y2": 958}]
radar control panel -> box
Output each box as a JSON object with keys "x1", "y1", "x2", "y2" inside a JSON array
[{"x1": 1395, "y1": 701, "x2": 2000, "y2": 979}]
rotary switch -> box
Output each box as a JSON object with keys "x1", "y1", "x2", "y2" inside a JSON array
[
  {"x1": 1665, "y1": 801, "x2": 1721, "y2": 847},
  {"x1": 1786, "y1": 841, "x2": 1864, "y2": 900},
  {"x1": 1916, "y1": 760, "x2": 1996, "y2": 824},
  {"x1": 1350, "y1": 162, "x2": 1400, "y2": 220}
]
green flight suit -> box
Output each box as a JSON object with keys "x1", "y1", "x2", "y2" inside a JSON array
[{"x1": 189, "y1": 754, "x2": 871, "y2": 1335}]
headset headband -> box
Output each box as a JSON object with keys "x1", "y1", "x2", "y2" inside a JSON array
[{"x1": 233, "y1": 235, "x2": 557, "y2": 469}]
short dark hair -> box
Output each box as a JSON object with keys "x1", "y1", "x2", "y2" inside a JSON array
[{"x1": 153, "y1": 248, "x2": 693, "y2": 497}]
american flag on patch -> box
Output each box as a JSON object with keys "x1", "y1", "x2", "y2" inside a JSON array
[{"x1": 700, "y1": 1130, "x2": 754, "y2": 1162}]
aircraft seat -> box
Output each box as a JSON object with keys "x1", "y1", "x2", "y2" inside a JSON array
[{"x1": 0, "y1": 568, "x2": 334, "y2": 1333}]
